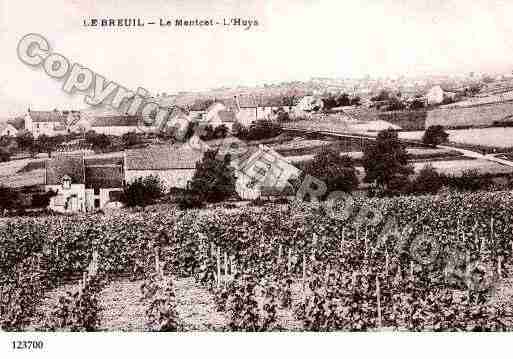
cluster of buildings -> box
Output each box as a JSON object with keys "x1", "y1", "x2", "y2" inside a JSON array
[{"x1": 39, "y1": 141, "x2": 300, "y2": 213}]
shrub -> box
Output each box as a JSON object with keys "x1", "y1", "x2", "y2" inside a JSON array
[
  {"x1": 188, "y1": 150, "x2": 236, "y2": 203},
  {"x1": 301, "y1": 148, "x2": 359, "y2": 198},
  {"x1": 236, "y1": 120, "x2": 282, "y2": 141},
  {"x1": 411, "y1": 164, "x2": 444, "y2": 195},
  {"x1": 122, "y1": 175, "x2": 164, "y2": 207},
  {"x1": 422, "y1": 125, "x2": 449, "y2": 147}
]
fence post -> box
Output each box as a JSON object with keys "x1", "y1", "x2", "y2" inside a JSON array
[{"x1": 278, "y1": 244, "x2": 282, "y2": 264}]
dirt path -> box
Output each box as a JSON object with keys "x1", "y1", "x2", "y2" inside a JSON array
[
  {"x1": 97, "y1": 278, "x2": 147, "y2": 331},
  {"x1": 174, "y1": 278, "x2": 229, "y2": 331}
]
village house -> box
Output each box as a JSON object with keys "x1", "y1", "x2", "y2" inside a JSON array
[
  {"x1": 90, "y1": 114, "x2": 147, "y2": 136},
  {"x1": 232, "y1": 144, "x2": 301, "y2": 200},
  {"x1": 0, "y1": 122, "x2": 18, "y2": 137},
  {"x1": 426, "y1": 86, "x2": 459, "y2": 105},
  {"x1": 124, "y1": 144, "x2": 204, "y2": 190},
  {"x1": 296, "y1": 95, "x2": 324, "y2": 112},
  {"x1": 45, "y1": 155, "x2": 124, "y2": 213},
  {"x1": 24, "y1": 109, "x2": 68, "y2": 137}
]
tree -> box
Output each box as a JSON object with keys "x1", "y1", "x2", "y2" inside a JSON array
[
  {"x1": 85, "y1": 131, "x2": 111, "y2": 151},
  {"x1": 409, "y1": 98, "x2": 425, "y2": 110},
  {"x1": 422, "y1": 125, "x2": 449, "y2": 147},
  {"x1": 122, "y1": 131, "x2": 142, "y2": 148},
  {"x1": 362, "y1": 129, "x2": 413, "y2": 190},
  {"x1": 236, "y1": 119, "x2": 281, "y2": 141},
  {"x1": 188, "y1": 150, "x2": 236, "y2": 203},
  {"x1": 0, "y1": 186, "x2": 22, "y2": 212},
  {"x1": 302, "y1": 148, "x2": 359, "y2": 197},
  {"x1": 371, "y1": 90, "x2": 390, "y2": 102},
  {"x1": 16, "y1": 131, "x2": 34, "y2": 151},
  {"x1": 122, "y1": 175, "x2": 163, "y2": 207},
  {"x1": 412, "y1": 164, "x2": 443, "y2": 195},
  {"x1": 34, "y1": 134, "x2": 56, "y2": 157}
]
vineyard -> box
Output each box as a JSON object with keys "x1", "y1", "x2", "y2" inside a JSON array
[{"x1": 2, "y1": 192, "x2": 513, "y2": 331}]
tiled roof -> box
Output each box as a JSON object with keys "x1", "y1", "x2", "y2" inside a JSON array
[
  {"x1": 217, "y1": 110, "x2": 237, "y2": 123},
  {"x1": 125, "y1": 144, "x2": 203, "y2": 170},
  {"x1": 91, "y1": 115, "x2": 142, "y2": 127},
  {"x1": 29, "y1": 110, "x2": 66, "y2": 123},
  {"x1": 85, "y1": 165, "x2": 124, "y2": 189},
  {"x1": 45, "y1": 155, "x2": 85, "y2": 185}
]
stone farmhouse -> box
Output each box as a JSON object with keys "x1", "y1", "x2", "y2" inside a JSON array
[
  {"x1": 45, "y1": 155, "x2": 124, "y2": 213},
  {"x1": 24, "y1": 109, "x2": 82, "y2": 137}
]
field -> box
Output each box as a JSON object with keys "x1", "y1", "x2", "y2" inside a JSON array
[
  {"x1": 413, "y1": 160, "x2": 513, "y2": 176},
  {"x1": 3, "y1": 192, "x2": 513, "y2": 331},
  {"x1": 399, "y1": 128, "x2": 513, "y2": 149}
]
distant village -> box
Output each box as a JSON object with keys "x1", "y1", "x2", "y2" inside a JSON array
[{"x1": 2, "y1": 70, "x2": 513, "y2": 214}]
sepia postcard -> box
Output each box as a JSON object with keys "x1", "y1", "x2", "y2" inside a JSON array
[{"x1": 2, "y1": 0, "x2": 513, "y2": 357}]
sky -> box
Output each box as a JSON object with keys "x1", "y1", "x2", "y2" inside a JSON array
[{"x1": 1, "y1": 0, "x2": 513, "y2": 115}]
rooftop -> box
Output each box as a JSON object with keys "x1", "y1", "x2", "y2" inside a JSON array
[{"x1": 125, "y1": 144, "x2": 203, "y2": 170}]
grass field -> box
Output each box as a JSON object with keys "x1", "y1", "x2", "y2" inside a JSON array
[
  {"x1": 399, "y1": 127, "x2": 513, "y2": 149},
  {"x1": 413, "y1": 159, "x2": 513, "y2": 176}
]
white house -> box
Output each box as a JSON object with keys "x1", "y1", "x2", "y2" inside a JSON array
[
  {"x1": 24, "y1": 109, "x2": 67, "y2": 138},
  {"x1": 45, "y1": 155, "x2": 124, "y2": 213},
  {"x1": 296, "y1": 96, "x2": 323, "y2": 112},
  {"x1": 232, "y1": 144, "x2": 301, "y2": 200},
  {"x1": 90, "y1": 115, "x2": 148, "y2": 136},
  {"x1": 0, "y1": 122, "x2": 18, "y2": 137},
  {"x1": 426, "y1": 86, "x2": 459, "y2": 105}
]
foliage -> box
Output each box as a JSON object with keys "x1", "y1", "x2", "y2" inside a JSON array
[
  {"x1": 301, "y1": 148, "x2": 359, "y2": 196},
  {"x1": 423, "y1": 125, "x2": 449, "y2": 147},
  {"x1": 46, "y1": 277, "x2": 103, "y2": 331},
  {"x1": 121, "y1": 131, "x2": 143, "y2": 148},
  {"x1": 85, "y1": 131, "x2": 112, "y2": 151},
  {"x1": 122, "y1": 175, "x2": 164, "y2": 207},
  {"x1": 16, "y1": 131, "x2": 34, "y2": 152},
  {"x1": 188, "y1": 150, "x2": 236, "y2": 203},
  {"x1": 141, "y1": 274, "x2": 180, "y2": 331},
  {"x1": 411, "y1": 164, "x2": 444, "y2": 195},
  {"x1": 0, "y1": 186, "x2": 23, "y2": 211},
  {"x1": 362, "y1": 129, "x2": 413, "y2": 189},
  {"x1": 235, "y1": 119, "x2": 282, "y2": 141}
]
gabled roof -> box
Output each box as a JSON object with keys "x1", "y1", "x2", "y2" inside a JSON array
[
  {"x1": 125, "y1": 144, "x2": 203, "y2": 170},
  {"x1": 91, "y1": 115, "x2": 142, "y2": 127},
  {"x1": 29, "y1": 110, "x2": 66, "y2": 123},
  {"x1": 45, "y1": 155, "x2": 85, "y2": 185}
]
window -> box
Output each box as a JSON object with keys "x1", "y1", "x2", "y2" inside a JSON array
[
  {"x1": 94, "y1": 199, "x2": 100, "y2": 208},
  {"x1": 94, "y1": 187, "x2": 100, "y2": 195}
]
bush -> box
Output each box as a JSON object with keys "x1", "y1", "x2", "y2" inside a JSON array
[
  {"x1": 188, "y1": 150, "x2": 236, "y2": 203},
  {"x1": 423, "y1": 125, "x2": 449, "y2": 147},
  {"x1": 122, "y1": 175, "x2": 164, "y2": 207},
  {"x1": 411, "y1": 164, "x2": 444, "y2": 195},
  {"x1": 236, "y1": 120, "x2": 282, "y2": 141},
  {"x1": 444, "y1": 169, "x2": 492, "y2": 192},
  {"x1": 176, "y1": 192, "x2": 204, "y2": 210},
  {"x1": 301, "y1": 148, "x2": 359, "y2": 198}
]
